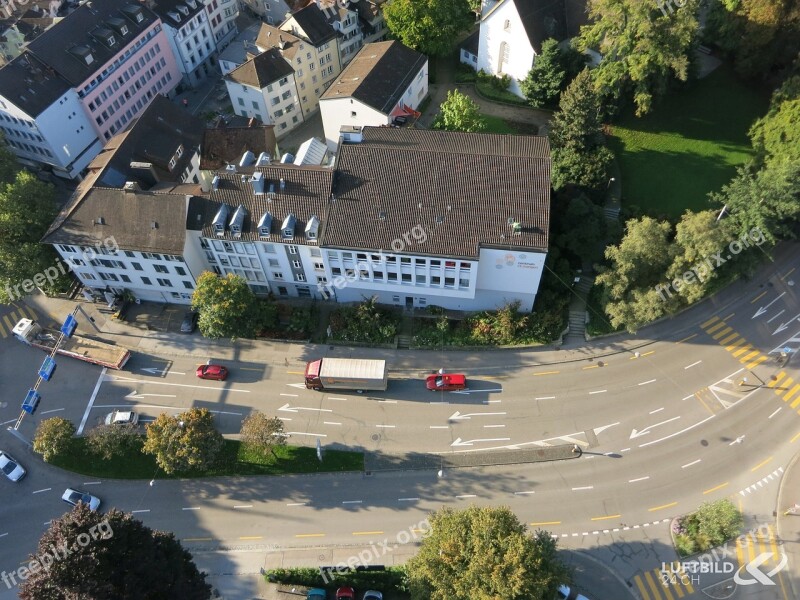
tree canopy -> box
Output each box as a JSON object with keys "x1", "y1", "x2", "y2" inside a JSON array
[
  {"x1": 191, "y1": 271, "x2": 273, "y2": 339},
  {"x1": 240, "y1": 411, "x2": 287, "y2": 456},
  {"x1": 19, "y1": 504, "x2": 211, "y2": 599},
  {"x1": 382, "y1": 0, "x2": 474, "y2": 56},
  {"x1": 33, "y1": 417, "x2": 75, "y2": 463},
  {"x1": 434, "y1": 89, "x2": 487, "y2": 132},
  {"x1": 406, "y1": 506, "x2": 570, "y2": 600},
  {"x1": 142, "y1": 408, "x2": 224, "y2": 474},
  {"x1": 521, "y1": 39, "x2": 565, "y2": 108},
  {"x1": 578, "y1": 0, "x2": 700, "y2": 116},
  {"x1": 749, "y1": 75, "x2": 800, "y2": 169}
]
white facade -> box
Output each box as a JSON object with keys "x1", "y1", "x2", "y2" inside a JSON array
[
  {"x1": 204, "y1": 0, "x2": 238, "y2": 50},
  {"x1": 162, "y1": 8, "x2": 217, "y2": 87},
  {"x1": 477, "y1": 0, "x2": 535, "y2": 97},
  {"x1": 325, "y1": 6, "x2": 363, "y2": 65},
  {"x1": 226, "y1": 74, "x2": 304, "y2": 137},
  {"x1": 0, "y1": 89, "x2": 102, "y2": 179}
]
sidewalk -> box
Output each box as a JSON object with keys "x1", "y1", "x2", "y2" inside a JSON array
[{"x1": 776, "y1": 451, "x2": 800, "y2": 599}]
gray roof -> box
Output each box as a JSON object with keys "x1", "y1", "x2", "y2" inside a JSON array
[
  {"x1": 42, "y1": 187, "x2": 192, "y2": 254},
  {"x1": 325, "y1": 127, "x2": 550, "y2": 258},
  {"x1": 0, "y1": 52, "x2": 70, "y2": 117},
  {"x1": 226, "y1": 47, "x2": 294, "y2": 89},
  {"x1": 200, "y1": 121, "x2": 278, "y2": 170},
  {"x1": 26, "y1": 0, "x2": 157, "y2": 86},
  {"x1": 286, "y1": 3, "x2": 337, "y2": 47},
  {"x1": 460, "y1": 29, "x2": 479, "y2": 55},
  {"x1": 149, "y1": 0, "x2": 205, "y2": 30},
  {"x1": 484, "y1": 0, "x2": 587, "y2": 54},
  {"x1": 203, "y1": 164, "x2": 332, "y2": 244},
  {"x1": 320, "y1": 41, "x2": 426, "y2": 114}
]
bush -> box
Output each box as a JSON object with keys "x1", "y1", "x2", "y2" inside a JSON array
[
  {"x1": 33, "y1": 417, "x2": 76, "y2": 462},
  {"x1": 266, "y1": 567, "x2": 408, "y2": 593},
  {"x1": 455, "y1": 63, "x2": 478, "y2": 83},
  {"x1": 673, "y1": 500, "x2": 743, "y2": 556},
  {"x1": 586, "y1": 284, "x2": 622, "y2": 337},
  {"x1": 329, "y1": 297, "x2": 400, "y2": 344},
  {"x1": 86, "y1": 424, "x2": 142, "y2": 460},
  {"x1": 475, "y1": 70, "x2": 528, "y2": 105}
]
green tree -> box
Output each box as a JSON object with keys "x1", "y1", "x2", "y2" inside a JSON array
[
  {"x1": 191, "y1": 271, "x2": 266, "y2": 339},
  {"x1": 382, "y1": 0, "x2": 474, "y2": 56},
  {"x1": 406, "y1": 506, "x2": 571, "y2": 600},
  {"x1": 240, "y1": 411, "x2": 287, "y2": 457},
  {"x1": 578, "y1": 0, "x2": 700, "y2": 115},
  {"x1": 143, "y1": 408, "x2": 224, "y2": 475},
  {"x1": 33, "y1": 417, "x2": 75, "y2": 462},
  {"x1": 749, "y1": 75, "x2": 800, "y2": 169},
  {"x1": 551, "y1": 145, "x2": 614, "y2": 192},
  {"x1": 0, "y1": 135, "x2": 19, "y2": 184},
  {"x1": 86, "y1": 423, "x2": 141, "y2": 460},
  {"x1": 521, "y1": 39, "x2": 565, "y2": 108},
  {"x1": 692, "y1": 499, "x2": 743, "y2": 547},
  {"x1": 553, "y1": 194, "x2": 608, "y2": 264},
  {"x1": 0, "y1": 170, "x2": 70, "y2": 303},
  {"x1": 434, "y1": 89, "x2": 487, "y2": 132},
  {"x1": 19, "y1": 504, "x2": 211, "y2": 599}
]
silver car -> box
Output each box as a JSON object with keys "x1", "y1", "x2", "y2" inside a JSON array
[
  {"x1": 62, "y1": 488, "x2": 101, "y2": 511},
  {"x1": 104, "y1": 410, "x2": 139, "y2": 426},
  {"x1": 0, "y1": 451, "x2": 26, "y2": 482}
]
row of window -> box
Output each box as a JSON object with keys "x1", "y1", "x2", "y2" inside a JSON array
[
  {"x1": 80, "y1": 27, "x2": 161, "y2": 97},
  {"x1": 84, "y1": 271, "x2": 194, "y2": 290},
  {"x1": 332, "y1": 252, "x2": 471, "y2": 270},
  {"x1": 94, "y1": 58, "x2": 168, "y2": 129},
  {"x1": 89, "y1": 46, "x2": 162, "y2": 112},
  {"x1": 5, "y1": 138, "x2": 53, "y2": 158},
  {"x1": 330, "y1": 268, "x2": 469, "y2": 288},
  {"x1": 58, "y1": 246, "x2": 184, "y2": 262}
]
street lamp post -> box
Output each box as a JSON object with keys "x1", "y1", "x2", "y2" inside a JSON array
[{"x1": 738, "y1": 374, "x2": 767, "y2": 389}]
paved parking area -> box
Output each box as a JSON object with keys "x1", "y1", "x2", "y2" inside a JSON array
[{"x1": 122, "y1": 302, "x2": 187, "y2": 334}]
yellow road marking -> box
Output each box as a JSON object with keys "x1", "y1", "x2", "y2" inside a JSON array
[
  {"x1": 703, "y1": 482, "x2": 729, "y2": 495},
  {"x1": 740, "y1": 350, "x2": 760, "y2": 363},
  {"x1": 644, "y1": 570, "x2": 669, "y2": 600},
  {"x1": 781, "y1": 267, "x2": 796, "y2": 281},
  {"x1": 530, "y1": 521, "x2": 561, "y2": 526},
  {"x1": 676, "y1": 333, "x2": 697, "y2": 344},
  {"x1": 295, "y1": 533, "x2": 325, "y2": 538},
  {"x1": 410, "y1": 529, "x2": 427, "y2": 534},
  {"x1": 694, "y1": 390, "x2": 717, "y2": 416},
  {"x1": 723, "y1": 313, "x2": 735, "y2": 321},
  {"x1": 719, "y1": 332, "x2": 739, "y2": 345},
  {"x1": 239, "y1": 536, "x2": 262, "y2": 540},
  {"x1": 239, "y1": 367, "x2": 261, "y2": 371},
  {"x1": 286, "y1": 371, "x2": 305, "y2": 375},
  {"x1": 648, "y1": 502, "x2": 678, "y2": 512},
  {"x1": 768, "y1": 372, "x2": 786, "y2": 388},
  {"x1": 785, "y1": 384, "x2": 800, "y2": 405},
  {"x1": 712, "y1": 326, "x2": 733, "y2": 340},
  {"x1": 0, "y1": 327, "x2": 7, "y2": 338},
  {"x1": 534, "y1": 371, "x2": 560, "y2": 376},
  {"x1": 583, "y1": 365, "x2": 599, "y2": 370},
  {"x1": 781, "y1": 377, "x2": 795, "y2": 394},
  {"x1": 641, "y1": 351, "x2": 655, "y2": 357},
  {"x1": 725, "y1": 338, "x2": 747, "y2": 352},
  {"x1": 183, "y1": 537, "x2": 213, "y2": 542},
  {"x1": 732, "y1": 344, "x2": 753, "y2": 358},
  {"x1": 633, "y1": 574, "x2": 651, "y2": 600},
  {"x1": 791, "y1": 432, "x2": 800, "y2": 443},
  {"x1": 701, "y1": 316, "x2": 720, "y2": 328},
  {"x1": 751, "y1": 291, "x2": 768, "y2": 303},
  {"x1": 2, "y1": 314, "x2": 14, "y2": 330},
  {"x1": 705, "y1": 321, "x2": 728, "y2": 335},
  {"x1": 590, "y1": 514, "x2": 621, "y2": 521},
  {"x1": 750, "y1": 457, "x2": 773, "y2": 472},
  {"x1": 352, "y1": 531, "x2": 384, "y2": 536},
  {"x1": 746, "y1": 355, "x2": 768, "y2": 370}
]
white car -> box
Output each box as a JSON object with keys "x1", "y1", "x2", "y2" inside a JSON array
[
  {"x1": 0, "y1": 451, "x2": 26, "y2": 482},
  {"x1": 62, "y1": 488, "x2": 101, "y2": 512},
  {"x1": 104, "y1": 410, "x2": 139, "y2": 426},
  {"x1": 558, "y1": 584, "x2": 590, "y2": 600}
]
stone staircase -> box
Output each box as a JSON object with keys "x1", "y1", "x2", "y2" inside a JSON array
[
  {"x1": 397, "y1": 334, "x2": 412, "y2": 349},
  {"x1": 603, "y1": 204, "x2": 620, "y2": 221},
  {"x1": 562, "y1": 274, "x2": 594, "y2": 345}
]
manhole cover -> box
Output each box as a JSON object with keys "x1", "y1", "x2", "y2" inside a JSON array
[{"x1": 371, "y1": 434, "x2": 380, "y2": 441}]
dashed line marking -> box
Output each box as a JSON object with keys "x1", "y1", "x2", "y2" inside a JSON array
[
  {"x1": 751, "y1": 291, "x2": 768, "y2": 304},
  {"x1": 648, "y1": 502, "x2": 677, "y2": 512},
  {"x1": 183, "y1": 537, "x2": 213, "y2": 542},
  {"x1": 324, "y1": 421, "x2": 342, "y2": 425},
  {"x1": 295, "y1": 533, "x2": 325, "y2": 538},
  {"x1": 649, "y1": 407, "x2": 664, "y2": 414},
  {"x1": 353, "y1": 531, "x2": 384, "y2": 536},
  {"x1": 279, "y1": 393, "x2": 298, "y2": 397},
  {"x1": 677, "y1": 334, "x2": 697, "y2": 343},
  {"x1": 590, "y1": 514, "x2": 621, "y2": 521},
  {"x1": 131, "y1": 510, "x2": 150, "y2": 514},
  {"x1": 328, "y1": 397, "x2": 348, "y2": 401},
  {"x1": 0, "y1": 533, "x2": 7, "y2": 538},
  {"x1": 768, "y1": 408, "x2": 782, "y2": 419},
  {"x1": 535, "y1": 396, "x2": 555, "y2": 400},
  {"x1": 750, "y1": 457, "x2": 773, "y2": 472},
  {"x1": 82, "y1": 481, "x2": 101, "y2": 486},
  {"x1": 703, "y1": 482, "x2": 729, "y2": 495},
  {"x1": 638, "y1": 379, "x2": 656, "y2": 386},
  {"x1": 534, "y1": 371, "x2": 560, "y2": 376},
  {"x1": 398, "y1": 497, "x2": 419, "y2": 502},
  {"x1": 342, "y1": 500, "x2": 363, "y2": 505},
  {"x1": 583, "y1": 365, "x2": 599, "y2": 370},
  {"x1": 685, "y1": 360, "x2": 702, "y2": 369},
  {"x1": 287, "y1": 502, "x2": 307, "y2": 507},
  {"x1": 32, "y1": 488, "x2": 51, "y2": 494},
  {"x1": 456, "y1": 494, "x2": 477, "y2": 499},
  {"x1": 429, "y1": 425, "x2": 449, "y2": 429},
  {"x1": 484, "y1": 424, "x2": 505, "y2": 428},
  {"x1": 531, "y1": 521, "x2": 561, "y2": 526},
  {"x1": 791, "y1": 432, "x2": 800, "y2": 443},
  {"x1": 233, "y1": 505, "x2": 253, "y2": 509},
  {"x1": 182, "y1": 507, "x2": 200, "y2": 511},
  {"x1": 572, "y1": 486, "x2": 593, "y2": 491},
  {"x1": 514, "y1": 491, "x2": 536, "y2": 495},
  {"x1": 589, "y1": 390, "x2": 607, "y2": 395},
  {"x1": 682, "y1": 459, "x2": 701, "y2": 469},
  {"x1": 629, "y1": 476, "x2": 650, "y2": 483},
  {"x1": 375, "y1": 424, "x2": 395, "y2": 429},
  {"x1": 239, "y1": 536, "x2": 262, "y2": 540}
]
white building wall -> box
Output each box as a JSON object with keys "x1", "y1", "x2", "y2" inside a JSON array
[
  {"x1": 205, "y1": 0, "x2": 238, "y2": 50},
  {"x1": 477, "y1": 0, "x2": 535, "y2": 97},
  {"x1": 226, "y1": 80, "x2": 271, "y2": 123},
  {"x1": 165, "y1": 12, "x2": 216, "y2": 86},
  {"x1": 474, "y1": 248, "x2": 545, "y2": 311},
  {"x1": 320, "y1": 97, "x2": 389, "y2": 151}
]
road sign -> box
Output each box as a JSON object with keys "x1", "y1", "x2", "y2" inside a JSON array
[
  {"x1": 22, "y1": 389, "x2": 40, "y2": 414},
  {"x1": 60, "y1": 314, "x2": 77, "y2": 338},
  {"x1": 38, "y1": 356, "x2": 56, "y2": 381}
]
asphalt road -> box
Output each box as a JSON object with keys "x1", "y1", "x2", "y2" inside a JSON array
[{"x1": 0, "y1": 245, "x2": 798, "y2": 600}]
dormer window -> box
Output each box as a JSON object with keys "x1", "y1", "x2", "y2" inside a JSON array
[
  {"x1": 69, "y1": 45, "x2": 94, "y2": 65},
  {"x1": 178, "y1": 5, "x2": 189, "y2": 15},
  {"x1": 168, "y1": 11, "x2": 181, "y2": 21},
  {"x1": 175, "y1": 144, "x2": 184, "y2": 158}
]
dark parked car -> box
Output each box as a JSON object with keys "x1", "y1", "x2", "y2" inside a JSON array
[{"x1": 180, "y1": 311, "x2": 198, "y2": 333}]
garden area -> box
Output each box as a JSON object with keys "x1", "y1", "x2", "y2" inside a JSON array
[
  {"x1": 257, "y1": 303, "x2": 317, "y2": 340},
  {"x1": 607, "y1": 65, "x2": 769, "y2": 218},
  {"x1": 267, "y1": 567, "x2": 409, "y2": 600},
  {"x1": 671, "y1": 499, "x2": 743, "y2": 557},
  {"x1": 328, "y1": 297, "x2": 401, "y2": 344}
]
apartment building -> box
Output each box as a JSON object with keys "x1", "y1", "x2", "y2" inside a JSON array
[
  {"x1": 0, "y1": 0, "x2": 182, "y2": 177},
  {"x1": 239, "y1": 0, "x2": 305, "y2": 26},
  {"x1": 149, "y1": 0, "x2": 216, "y2": 88},
  {"x1": 199, "y1": 118, "x2": 278, "y2": 191},
  {"x1": 353, "y1": 0, "x2": 387, "y2": 45},
  {"x1": 203, "y1": 0, "x2": 237, "y2": 50},
  {"x1": 0, "y1": 0, "x2": 65, "y2": 65},
  {"x1": 279, "y1": 3, "x2": 341, "y2": 93},
  {"x1": 317, "y1": 0, "x2": 363, "y2": 65}
]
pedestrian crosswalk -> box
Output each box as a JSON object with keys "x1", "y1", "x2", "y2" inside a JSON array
[
  {"x1": 701, "y1": 316, "x2": 769, "y2": 370},
  {"x1": 735, "y1": 524, "x2": 782, "y2": 571},
  {"x1": 633, "y1": 565, "x2": 695, "y2": 600},
  {"x1": 767, "y1": 371, "x2": 800, "y2": 412},
  {"x1": 0, "y1": 303, "x2": 38, "y2": 338}
]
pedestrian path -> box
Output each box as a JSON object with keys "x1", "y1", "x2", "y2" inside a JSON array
[
  {"x1": 767, "y1": 372, "x2": 800, "y2": 410},
  {"x1": 0, "y1": 303, "x2": 39, "y2": 338},
  {"x1": 633, "y1": 564, "x2": 695, "y2": 600},
  {"x1": 735, "y1": 523, "x2": 783, "y2": 570},
  {"x1": 700, "y1": 316, "x2": 770, "y2": 370}
]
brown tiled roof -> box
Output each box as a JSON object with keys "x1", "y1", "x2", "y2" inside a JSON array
[
  {"x1": 226, "y1": 47, "x2": 294, "y2": 88},
  {"x1": 325, "y1": 127, "x2": 550, "y2": 259},
  {"x1": 321, "y1": 41, "x2": 426, "y2": 114},
  {"x1": 42, "y1": 187, "x2": 192, "y2": 254},
  {"x1": 203, "y1": 164, "x2": 332, "y2": 244},
  {"x1": 255, "y1": 23, "x2": 303, "y2": 61},
  {"x1": 200, "y1": 122, "x2": 278, "y2": 170}
]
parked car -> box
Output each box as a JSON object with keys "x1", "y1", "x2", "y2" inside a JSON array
[
  {"x1": 335, "y1": 587, "x2": 355, "y2": 600},
  {"x1": 362, "y1": 592, "x2": 382, "y2": 600},
  {"x1": 0, "y1": 451, "x2": 26, "y2": 482},
  {"x1": 306, "y1": 589, "x2": 327, "y2": 600},
  {"x1": 196, "y1": 364, "x2": 229, "y2": 381},
  {"x1": 104, "y1": 410, "x2": 139, "y2": 426},
  {"x1": 62, "y1": 488, "x2": 101, "y2": 511},
  {"x1": 558, "y1": 584, "x2": 590, "y2": 600},
  {"x1": 180, "y1": 311, "x2": 198, "y2": 333},
  {"x1": 425, "y1": 373, "x2": 467, "y2": 391}
]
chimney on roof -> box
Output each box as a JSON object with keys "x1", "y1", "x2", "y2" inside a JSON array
[
  {"x1": 279, "y1": 177, "x2": 285, "y2": 191},
  {"x1": 278, "y1": 35, "x2": 286, "y2": 50},
  {"x1": 123, "y1": 181, "x2": 141, "y2": 192},
  {"x1": 248, "y1": 117, "x2": 257, "y2": 128}
]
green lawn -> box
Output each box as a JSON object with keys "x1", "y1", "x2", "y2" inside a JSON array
[
  {"x1": 50, "y1": 438, "x2": 364, "y2": 479},
  {"x1": 607, "y1": 66, "x2": 769, "y2": 219},
  {"x1": 482, "y1": 115, "x2": 515, "y2": 134}
]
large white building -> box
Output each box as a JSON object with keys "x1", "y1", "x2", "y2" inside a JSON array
[
  {"x1": 150, "y1": 0, "x2": 217, "y2": 88},
  {"x1": 320, "y1": 40, "x2": 427, "y2": 151},
  {"x1": 203, "y1": 0, "x2": 238, "y2": 50}
]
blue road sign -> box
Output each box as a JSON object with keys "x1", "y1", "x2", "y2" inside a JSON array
[
  {"x1": 60, "y1": 315, "x2": 77, "y2": 338},
  {"x1": 22, "y1": 390, "x2": 40, "y2": 414},
  {"x1": 38, "y1": 356, "x2": 56, "y2": 381}
]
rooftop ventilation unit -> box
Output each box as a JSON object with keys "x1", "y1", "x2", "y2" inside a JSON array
[
  {"x1": 435, "y1": 215, "x2": 444, "y2": 225},
  {"x1": 212, "y1": 204, "x2": 230, "y2": 236},
  {"x1": 280, "y1": 153, "x2": 294, "y2": 163},
  {"x1": 305, "y1": 215, "x2": 320, "y2": 241},
  {"x1": 167, "y1": 10, "x2": 181, "y2": 21},
  {"x1": 281, "y1": 213, "x2": 296, "y2": 240},
  {"x1": 378, "y1": 210, "x2": 387, "y2": 221},
  {"x1": 151, "y1": 221, "x2": 158, "y2": 229},
  {"x1": 225, "y1": 164, "x2": 236, "y2": 173},
  {"x1": 279, "y1": 178, "x2": 286, "y2": 191},
  {"x1": 211, "y1": 175, "x2": 220, "y2": 191},
  {"x1": 256, "y1": 152, "x2": 271, "y2": 166},
  {"x1": 250, "y1": 171, "x2": 265, "y2": 195},
  {"x1": 229, "y1": 205, "x2": 248, "y2": 238},
  {"x1": 257, "y1": 212, "x2": 272, "y2": 238},
  {"x1": 239, "y1": 150, "x2": 255, "y2": 167}
]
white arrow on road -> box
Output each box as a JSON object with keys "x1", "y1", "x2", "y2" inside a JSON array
[
  {"x1": 773, "y1": 313, "x2": 800, "y2": 335},
  {"x1": 451, "y1": 388, "x2": 503, "y2": 395},
  {"x1": 630, "y1": 416, "x2": 680, "y2": 439},
  {"x1": 753, "y1": 292, "x2": 786, "y2": 318},
  {"x1": 125, "y1": 392, "x2": 177, "y2": 400},
  {"x1": 449, "y1": 411, "x2": 507, "y2": 420},
  {"x1": 141, "y1": 367, "x2": 185, "y2": 375},
  {"x1": 278, "y1": 403, "x2": 333, "y2": 413},
  {"x1": 451, "y1": 437, "x2": 511, "y2": 447}
]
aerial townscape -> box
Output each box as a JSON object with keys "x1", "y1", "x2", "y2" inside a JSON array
[{"x1": 0, "y1": 0, "x2": 798, "y2": 598}]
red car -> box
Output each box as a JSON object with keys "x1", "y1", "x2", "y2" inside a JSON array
[
  {"x1": 335, "y1": 587, "x2": 355, "y2": 600},
  {"x1": 426, "y1": 373, "x2": 467, "y2": 391},
  {"x1": 196, "y1": 364, "x2": 229, "y2": 381}
]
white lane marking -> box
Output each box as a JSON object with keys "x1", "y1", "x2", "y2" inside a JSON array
[
  {"x1": 535, "y1": 396, "x2": 555, "y2": 400},
  {"x1": 398, "y1": 497, "x2": 419, "y2": 502},
  {"x1": 324, "y1": 421, "x2": 342, "y2": 425},
  {"x1": 378, "y1": 400, "x2": 397, "y2": 404},
  {"x1": 451, "y1": 437, "x2": 511, "y2": 447},
  {"x1": 32, "y1": 488, "x2": 51, "y2": 494},
  {"x1": 754, "y1": 293, "x2": 786, "y2": 318},
  {"x1": 682, "y1": 395, "x2": 694, "y2": 401},
  {"x1": 278, "y1": 403, "x2": 332, "y2": 413},
  {"x1": 279, "y1": 417, "x2": 292, "y2": 421},
  {"x1": 286, "y1": 502, "x2": 307, "y2": 506},
  {"x1": 40, "y1": 408, "x2": 65, "y2": 415},
  {"x1": 328, "y1": 397, "x2": 347, "y2": 401},
  {"x1": 131, "y1": 510, "x2": 150, "y2": 514},
  {"x1": 620, "y1": 448, "x2": 631, "y2": 452},
  {"x1": 342, "y1": 500, "x2": 362, "y2": 505},
  {"x1": 485, "y1": 399, "x2": 502, "y2": 404},
  {"x1": 638, "y1": 415, "x2": 714, "y2": 447},
  {"x1": 43, "y1": 521, "x2": 51, "y2": 526},
  {"x1": 286, "y1": 432, "x2": 327, "y2": 437},
  {"x1": 767, "y1": 310, "x2": 786, "y2": 324},
  {"x1": 376, "y1": 424, "x2": 395, "y2": 428},
  {"x1": 484, "y1": 424, "x2": 506, "y2": 428},
  {"x1": 450, "y1": 411, "x2": 507, "y2": 420},
  {"x1": 638, "y1": 379, "x2": 657, "y2": 386},
  {"x1": 729, "y1": 435, "x2": 746, "y2": 445},
  {"x1": 514, "y1": 491, "x2": 535, "y2": 495},
  {"x1": 0, "y1": 533, "x2": 7, "y2": 538},
  {"x1": 768, "y1": 407, "x2": 782, "y2": 419},
  {"x1": 78, "y1": 367, "x2": 107, "y2": 435},
  {"x1": 233, "y1": 505, "x2": 253, "y2": 509},
  {"x1": 208, "y1": 410, "x2": 244, "y2": 416},
  {"x1": 429, "y1": 425, "x2": 449, "y2": 429},
  {"x1": 681, "y1": 459, "x2": 702, "y2": 469},
  {"x1": 684, "y1": 360, "x2": 702, "y2": 369},
  {"x1": 649, "y1": 407, "x2": 664, "y2": 415},
  {"x1": 82, "y1": 481, "x2": 101, "y2": 486},
  {"x1": 589, "y1": 390, "x2": 607, "y2": 395},
  {"x1": 141, "y1": 367, "x2": 184, "y2": 375},
  {"x1": 279, "y1": 393, "x2": 298, "y2": 397},
  {"x1": 107, "y1": 375, "x2": 251, "y2": 393},
  {"x1": 182, "y1": 507, "x2": 200, "y2": 511},
  {"x1": 456, "y1": 494, "x2": 477, "y2": 499},
  {"x1": 628, "y1": 476, "x2": 650, "y2": 483},
  {"x1": 572, "y1": 486, "x2": 594, "y2": 491}
]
